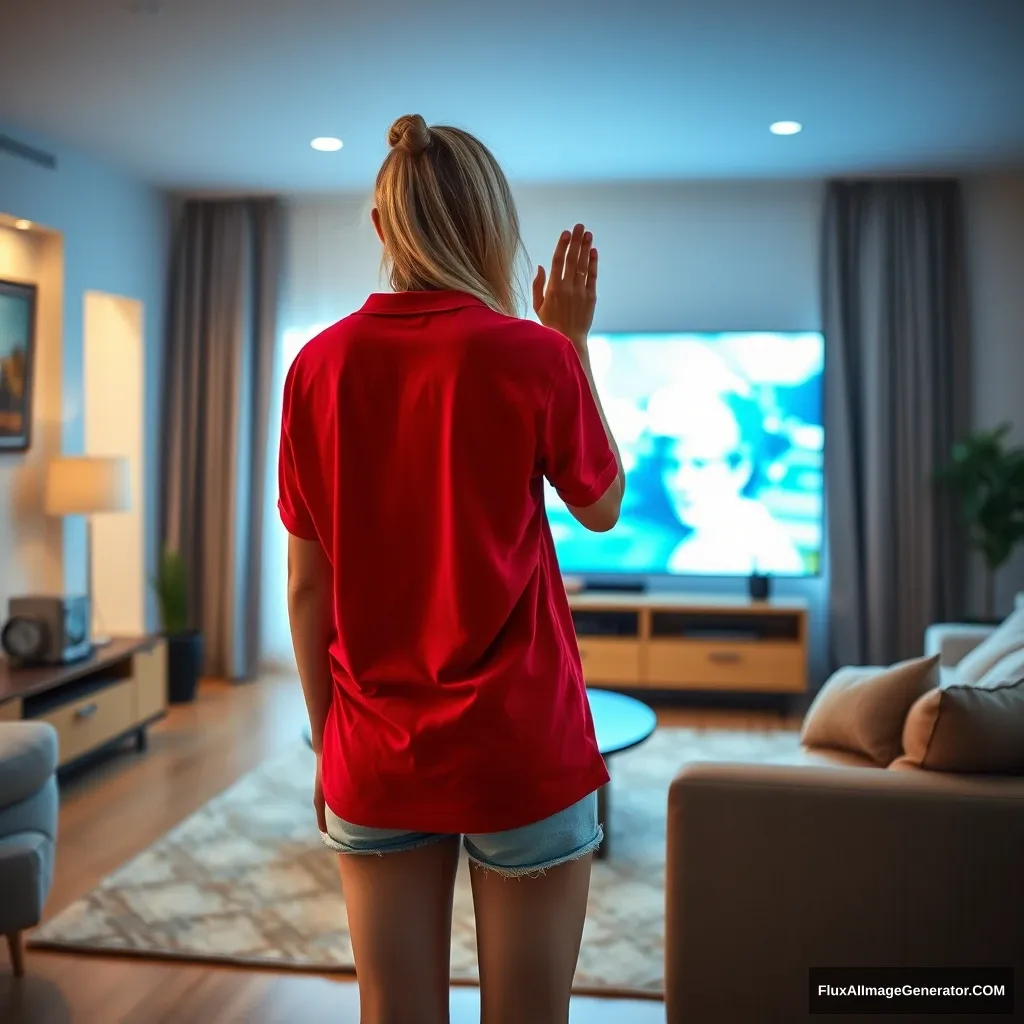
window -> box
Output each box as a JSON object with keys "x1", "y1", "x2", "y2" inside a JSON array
[{"x1": 259, "y1": 324, "x2": 331, "y2": 666}]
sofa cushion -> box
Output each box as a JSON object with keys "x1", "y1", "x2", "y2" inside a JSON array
[
  {"x1": 800, "y1": 655, "x2": 940, "y2": 766},
  {"x1": 894, "y1": 651, "x2": 1024, "y2": 774},
  {"x1": 953, "y1": 606, "x2": 1024, "y2": 684},
  {"x1": 973, "y1": 644, "x2": 1024, "y2": 685}
]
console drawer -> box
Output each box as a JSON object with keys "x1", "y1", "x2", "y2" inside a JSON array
[
  {"x1": 576, "y1": 638, "x2": 642, "y2": 685},
  {"x1": 40, "y1": 679, "x2": 135, "y2": 766},
  {"x1": 646, "y1": 640, "x2": 805, "y2": 692}
]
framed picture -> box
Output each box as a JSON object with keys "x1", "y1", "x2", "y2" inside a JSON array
[{"x1": 0, "y1": 279, "x2": 37, "y2": 452}]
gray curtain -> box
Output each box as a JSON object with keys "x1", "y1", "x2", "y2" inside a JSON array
[
  {"x1": 159, "y1": 198, "x2": 281, "y2": 680},
  {"x1": 823, "y1": 180, "x2": 970, "y2": 669}
]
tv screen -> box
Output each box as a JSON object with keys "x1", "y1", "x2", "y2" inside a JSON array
[{"x1": 546, "y1": 332, "x2": 825, "y2": 577}]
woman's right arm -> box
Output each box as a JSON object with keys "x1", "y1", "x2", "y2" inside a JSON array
[
  {"x1": 533, "y1": 223, "x2": 624, "y2": 533},
  {"x1": 570, "y1": 341, "x2": 625, "y2": 500}
]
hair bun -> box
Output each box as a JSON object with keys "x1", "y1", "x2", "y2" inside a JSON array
[{"x1": 387, "y1": 114, "x2": 431, "y2": 156}]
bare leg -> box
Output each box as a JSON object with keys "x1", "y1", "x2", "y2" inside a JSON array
[
  {"x1": 470, "y1": 854, "x2": 593, "y2": 1024},
  {"x1": 336, "y1": 836, "x2": 461, "y2": 1024}
]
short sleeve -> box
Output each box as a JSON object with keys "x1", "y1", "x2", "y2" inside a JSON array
[
  {"x1": 278, "y1": 361, "x2": 318, "y2": 540},
  {"x1": 539, "y1": 340, "x2": 619, "y2": 508}
]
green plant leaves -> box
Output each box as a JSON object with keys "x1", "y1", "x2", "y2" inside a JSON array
[
  {"x1": 938, "y1": 423, "x2": 1024, "y2": 572},
  {"x1": 149, "y1": 548, "x2": 190, "y2": 634}
]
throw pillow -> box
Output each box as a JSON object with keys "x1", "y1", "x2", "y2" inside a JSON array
[
  {"x1": 895, "y1": 651, "x2": 1024, "y2": 773},
  {"x1": 801, "y1": 654, "x2": 940, "y2": 766},
  {"x1": 953, "y1": 606, "x2": 1024, "y2": 684}
]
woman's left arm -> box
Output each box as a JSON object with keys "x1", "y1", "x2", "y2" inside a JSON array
[
  {"x1": 287, "y1": 534, "x2": 335, "y2": 828},
  {"x1": 288, "y1": 534, "x2": 334, "y2": 751}
]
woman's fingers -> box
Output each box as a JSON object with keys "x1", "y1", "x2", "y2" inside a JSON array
[
  {"x1": 549, "y1": 229, "x2": 571, "y2": 286},
  {"x1": 532, "y1": 265, "x2": 546, "y2": 314},
  {"x1": 563, "y1": 223, "x2": 586, "y2": 282},
  {"x1": 586, "y1": 247, "x2": 598, "y2": 299},
  {"x1": 576, "y1": 230, "x2": 593, "y2": 284}
]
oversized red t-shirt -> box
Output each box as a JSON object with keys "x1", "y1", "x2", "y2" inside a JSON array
[{"x1": 278, "y1": 290, "x2": 616, "y2": 834}]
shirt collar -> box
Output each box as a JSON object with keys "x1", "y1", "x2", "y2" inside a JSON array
[{"x1": 357, "y1": 290, "x2": 487, "y2": 316}]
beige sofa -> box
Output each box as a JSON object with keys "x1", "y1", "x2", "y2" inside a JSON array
[{"x1": 665, "y1": 623, "x2": 1024, "y2": 1023}]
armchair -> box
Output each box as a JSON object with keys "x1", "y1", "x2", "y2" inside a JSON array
[{"x1": 0, "y1": 721, "x2": 59, "y2": 977}]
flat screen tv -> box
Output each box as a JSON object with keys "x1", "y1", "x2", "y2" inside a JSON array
[{"x1": 546, "y1": 331, "x2": 825, "y2": 578}]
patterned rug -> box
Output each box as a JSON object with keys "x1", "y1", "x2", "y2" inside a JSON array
[{"x1": 30, "y1": 726, "x2": 802, "y2": 997}]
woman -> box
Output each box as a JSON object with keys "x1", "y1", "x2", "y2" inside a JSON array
[{"x1": 279, "y1": 114, "x2": 624, "y2": 1024}]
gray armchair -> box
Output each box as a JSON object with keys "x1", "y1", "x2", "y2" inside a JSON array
[{"x1": 0, "y1": 721, "x2": 58, "y2": 977}]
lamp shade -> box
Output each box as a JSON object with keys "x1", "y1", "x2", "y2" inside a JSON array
[{"x1": 44, "y1": 456, "x2": 131, "y2": 516}]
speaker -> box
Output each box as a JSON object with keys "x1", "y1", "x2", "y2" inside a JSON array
[
  {"x1": 1, "y1": 595, "x2": 92, "y2": 667},
  {"x1": 748, "y1": 572, "x2": 771, "y2": 602}
]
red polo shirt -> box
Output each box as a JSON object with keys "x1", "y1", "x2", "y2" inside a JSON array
[{"x1": 278, "y1": 290, "x2": 615, "y2": 833}]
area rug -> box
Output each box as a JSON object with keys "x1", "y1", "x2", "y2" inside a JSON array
[{"x1": 30, "y1": 725, "x2": 802, "y2": 997}]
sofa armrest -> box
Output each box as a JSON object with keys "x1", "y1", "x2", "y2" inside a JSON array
[
  {"x1": 924, "y1": 622, "x2": 995, "y2": 667},
  {"x1": 665, "y1": 763, "x2": 1024, "y2": 1023}
]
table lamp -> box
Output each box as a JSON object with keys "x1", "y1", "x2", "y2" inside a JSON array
[{"x1": 44, "y1": 455, "x2": 131, "y2": 646}]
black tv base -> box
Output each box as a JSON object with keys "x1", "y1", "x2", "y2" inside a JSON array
[{"x1": 582, "y1": 579, "x2": 647, "y2": 594}]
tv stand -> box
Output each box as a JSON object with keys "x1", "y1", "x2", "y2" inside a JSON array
[
  {"x1": 0, "y1": 637, "x2": 167, "y2": 773},
  {"x1": 568, "y1": 592, "x2": 807, "y2": 695}
]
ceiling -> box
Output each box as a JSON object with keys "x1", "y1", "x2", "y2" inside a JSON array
[{"x1": 2, "y1": 0, "x2": 1023, "y2": 192}]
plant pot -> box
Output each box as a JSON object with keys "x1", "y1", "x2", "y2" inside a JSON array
[{"x1": 166, "y1": 630, "x2": 203, "y2": 704}]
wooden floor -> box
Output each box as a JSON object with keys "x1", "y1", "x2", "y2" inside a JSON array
[{"x1": 0, "y1": 675, "x2": 799, "y2": 1023}]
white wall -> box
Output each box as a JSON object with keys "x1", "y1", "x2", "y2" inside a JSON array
[
  {"x1": 0, "y1": 223, "x2": 64, "y2": 611},
  {"x1": 84, "y1": 292, "x2": 146, "y2": 636},
  {"x1": 283, "y1": 181, "x2": 824, "y2": 331},
  {"x1": 963, "y1": 175, "x2": 1024, "y2": 615},
  {"x1": 0, "y1": 121, "x2": 168, "y2": 629}
]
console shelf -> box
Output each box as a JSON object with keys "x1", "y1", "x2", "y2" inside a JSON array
[
  {"x1": 568, "y1": 592, "x2": 808, "y2": 694},
  {"x1": 0, "y1": 636, "x2": 168, "y2": 771}
]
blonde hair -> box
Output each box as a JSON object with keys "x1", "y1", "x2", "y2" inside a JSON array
[{"x1": 374, "y1": 114, "x2": 527, "y2": 316}]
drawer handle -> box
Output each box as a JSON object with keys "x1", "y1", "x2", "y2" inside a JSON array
[
  {"x1": 75, "y1": 703, "x2": 99, "y2": 720},
  {"x1": 708, "y1": 651, "x2": 742, "y2": 665}
]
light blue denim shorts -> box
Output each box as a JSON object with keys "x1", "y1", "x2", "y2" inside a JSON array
[{"x1": 321, "y1": 789, "x2": 602, "y2": 877}]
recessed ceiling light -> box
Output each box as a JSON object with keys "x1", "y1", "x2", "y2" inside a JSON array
[
  {"x1": 311, "y1": 137, "x2": 343, "y2": 152},
  {"x1": 770, "y1": 121, "x2": 802, "y2": 136},
  {"x1": 13, "y1": 219, "x2": 32, "y2": 231}
]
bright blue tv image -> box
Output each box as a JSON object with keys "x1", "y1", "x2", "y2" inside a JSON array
[{"x1": 546, "y1": 331, "x2": 825, "y2": 577}]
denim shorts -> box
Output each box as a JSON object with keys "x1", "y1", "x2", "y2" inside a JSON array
[{"x1": 321, "y1": 790, "x2": 602, "y2": 877}]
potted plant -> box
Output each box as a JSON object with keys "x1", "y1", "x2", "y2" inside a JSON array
[
  {"x1": 938, "y1": 423, "x2": 1024, "y2": 622},
  {"x1": 151, "y1": 548, "x2": 203, "y2": 703}
]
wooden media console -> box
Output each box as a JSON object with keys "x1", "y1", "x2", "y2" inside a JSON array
[
  {"x1": 568, "y1": 592, "x2": 808, "y2": 695},
  {"x1": 0, "y1": 636, "x2": 168, "y2": 771}
]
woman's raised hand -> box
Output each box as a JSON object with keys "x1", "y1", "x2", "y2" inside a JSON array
[{"x1": 532, "y1": 223, "x2": 597, "y2": 351}]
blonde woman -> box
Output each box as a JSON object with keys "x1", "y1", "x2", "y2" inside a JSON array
[{"x1": 280, "y1": 114, "x2": 624, "y2": 1024}]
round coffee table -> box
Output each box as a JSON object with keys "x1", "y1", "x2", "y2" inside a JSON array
[{"x1": 586, "y1": 688, "x2": 658, "y2": 859}]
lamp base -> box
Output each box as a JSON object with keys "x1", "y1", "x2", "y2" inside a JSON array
[{"x1": 92, "y1": 634, "x2": 113, "y2": 648}]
